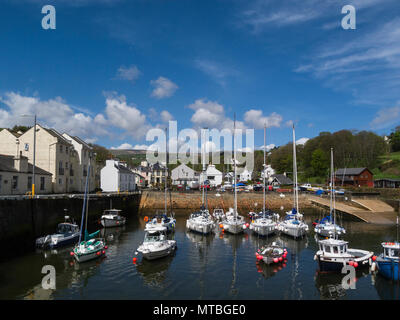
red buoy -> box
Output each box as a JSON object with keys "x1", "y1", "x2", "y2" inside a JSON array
[
  {"x1": 273, "y1": 258, "x2": 278, "y2": 263},
  {"x1": 70, "y1": 251, "x2": 74, "y2": 256},
  {"x1": 102, "y1": 250, "x2": 105, "y2": 254},
  {"x1": 105, "y1": 246, "x2": 108, "y2": 249},
  {"x1": 348, "y1": 261, "x2": 354, "y2": 266},
  {"x1": 353, "y1": 262, "x2": 358, "y2": 268},
  {"x1": 96, "y1": 251, "x2": 101, "y2": 256},
  {"x1": 132, "y1": 257, "x2": 137, "y2": 264},
  {"x1": 372, "y1": 255, "x2": 377, "y2": 261},
  {"x1": 279, "y1": 257, "x2": 283, "y2": 262}
]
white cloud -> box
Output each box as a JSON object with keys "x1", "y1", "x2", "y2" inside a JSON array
[
  {"x1": 244, "y1": 109, "x2": 283, "y2": 129},
  {"x1": 194, "y1": 59, "x2": 238, "y2": 86},
  {"x1": 115, "y1": 65, "x2": 141, "y2": 82},
  {"x1": 104, "y1": 93, "x2": 150, "y2": 139},
  {"x1": 188, "y1": 98, "x2": 246, "y2": 131},
  {"x1": 370, "y1": 105, "x2": 400, "y2": 130},
  {"x1": 259, "y1": 144, "x2": 276, "y2": 151},
  {"x1": 150, "y1": 77, "x2": 178, "y2": 99},
  {"x1": 160, "y1": 110, "x2": 174, "y2": 123},
  {"x1": 0, "y1": 92, "x2": 108, "y2": 139},
  {"x1": 296, "y1": 137, "x2": 309, "y2": 145},
  {"x1": 111, "y1": 143, "x2": 134, "y2": 150}
]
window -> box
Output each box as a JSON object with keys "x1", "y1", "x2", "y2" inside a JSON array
[
  {"x1": 12, "y1": 176, "x2": 18, "y2": 190},
  {"x1": 27, "y1": 176, "x2": 32, "y2": 190},
  {"x1": 24, "y1": 143, "x2": 29, "y2": 151},
  {"x1": 324, "y1": 246, "x2": 331, "y2": 253},
  {"x1": 59, "y1": 145, "x2": 63, "y2": 153},
  {"x1": 65, "y1": 162, "x2": 69, "y2": 169},
  {"x1": 0, "y1": 175, "x2": 2, "y2": 192},
  {"x1": 66, "y1": 147, "x2": 68, "y2": 153},
  {"x1": 333, "y1": 246, "x2": 339, "y2": 254},
  {"x1": 59, "y1": 178, "x2": 62, "y2": 185},
  {"x1": 40, "y1": 177, "x2": 45, "y2": 191}
]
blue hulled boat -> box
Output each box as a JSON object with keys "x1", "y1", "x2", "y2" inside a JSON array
[{"x1": 376, "y1": 242, "x2": 400, "y2": 281}]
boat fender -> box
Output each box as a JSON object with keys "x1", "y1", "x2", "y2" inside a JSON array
[
  {"x1": 313, "y1": 255, "x2": 317, "y2": 261},
  {"x1": 371, "y1": 262, "x2": 377, "y2": 272}
]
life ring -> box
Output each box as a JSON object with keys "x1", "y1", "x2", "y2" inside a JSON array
[{"x1": 144, "y1": 216, "x2": 149, "y2": 222}]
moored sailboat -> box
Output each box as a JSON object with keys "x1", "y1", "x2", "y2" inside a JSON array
[{"x1": 278, "y1": 125, "x2": 308, "y2": 239}]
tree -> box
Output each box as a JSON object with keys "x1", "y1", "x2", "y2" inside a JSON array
[{"x1": 311, "y1": 149, "x2": 328, "y2": 177}]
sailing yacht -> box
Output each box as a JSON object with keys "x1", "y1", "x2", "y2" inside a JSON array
[
  {"x1": 186, "y1": 135, "x2": 215, "y2": 234},
  {"x1": 314, "y1": 148, "x2": 346, "y2": 238},
  {"x1": 145, "y1": 128, "x2": 176, "y2": 233},
  {"x1": 249, "y1": 124, "x2": 278, "y2": 237},
  {"x1": 278, "y1": 125, "x2": 308, "y2": 239},
  {"x1": 221, "y1": 115, "x2": 245, "y2": 235},
  {"x1": 72, "y1": 159, "x2": 107, "y2": 263}
]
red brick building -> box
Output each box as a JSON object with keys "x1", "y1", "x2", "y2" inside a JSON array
[{"x1": 334, "y1": 168, "x2": 374, "y2": 187}]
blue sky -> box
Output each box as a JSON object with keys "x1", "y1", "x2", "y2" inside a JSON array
[{"x1": 0, "y1": 0, "x2": 399, "y2": 150}]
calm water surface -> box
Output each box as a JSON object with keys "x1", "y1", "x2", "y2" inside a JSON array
[{"x1": 1, "y1": 208, "x2": 399, "y2": 300}]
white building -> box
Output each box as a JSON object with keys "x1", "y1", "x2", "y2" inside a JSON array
[
  {"x1": 100, "y1": 160, "x2": 136, "y2": 192},
  {"x1": 171, "y1": 163, "x2": 199, "y2": 186},
  {"x1": 261, "y1": 164, "x2": 275, "y2": 180},
  {"x1": 200, "y1": 164, "x2": 223, "y2": 187},
  {"x1": 237, "y1": 167, "x2": 253, "y2": 182}
]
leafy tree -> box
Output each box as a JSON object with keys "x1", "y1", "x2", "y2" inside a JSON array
[{"x1": 311, "y1": 149, "x2": 328, "y2": 177}]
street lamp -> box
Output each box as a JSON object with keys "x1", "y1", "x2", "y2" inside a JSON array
[{"x1": 20, "y1": 114, "x2": 37, "y2": 197}]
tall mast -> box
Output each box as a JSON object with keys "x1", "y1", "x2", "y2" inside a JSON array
[
  {"x1": 330, "y1": 148, "x2": 333, "y2": 218},
  {"x1": 234, "y1": 113, "x2": 237, "y2": 218},
  {"x1": 201, "y1": 128, "x2": 206, "y2": 207},
  {"x1": 165, "y1": 127, "x2": 168, "y2": 214},
  {"x1": 263, "y1": 123, "x2": 266, "y2": 214},
  {"x1": 292, "y1": 125, "x2": 299, "y2": 213}
]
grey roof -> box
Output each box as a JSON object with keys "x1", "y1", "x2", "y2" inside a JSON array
[
  {"x1": 115, "y1": 164, "x2": 134, "y2": 174},
  {"x1": 335, "y1": 168, "x2": 371, "y2": 176},
  {"x1": 375, "y1": 178, "x2": 400, "y2": 182},
  {"x1": 45, "y1": 128, "x2": 73, "y2": 145},
  {"x1": 271, "y1": 174, "x2": 293, "y2": 185},
  {"x1": 72, "y1": 136, "x2": 93, "y2": 149},
  {"x1": 0, "y1": 155, "x2": 52, "y2": 175}
]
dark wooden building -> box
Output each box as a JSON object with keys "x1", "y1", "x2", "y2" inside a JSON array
[
  {"x1": 374, "y1": 179, "x2": 400, "y2": 188},
  {"x1": 334, "y1": 168, "x2": 374, "y2": 187}
]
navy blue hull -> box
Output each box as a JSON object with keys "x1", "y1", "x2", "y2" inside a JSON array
[
  {"x1": 318, "y1": 260, "x2": 345, "y2": 273},
  {"x1": 48, "y1": 234, "x2": 80, "y2": 249},
  {"x1": 377, "y1": 260, "x2": 400, "y2": 281}
]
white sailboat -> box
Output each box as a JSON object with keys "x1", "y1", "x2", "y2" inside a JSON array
[
  {"x1": 186, "y1": 130, "x2": 215, "y2": 235},
  {"x1": 278, "y1": 125, "x2": 308, "y2": 239},
  {"x1": 221, "y1": 115, "x2": 245, "y2": 235},
  {"x1": 73, "y1": 159, "x2": 107, "y2": 263},
  {"x1": 314, "y1": 148, "x2": 346, "y2": 238},
  {"x1": 146, "y1": 128, "x2": 176, "y2": 233},
  {"x1": 249, "y1": 124, "x2": 278, "y2": 237}
]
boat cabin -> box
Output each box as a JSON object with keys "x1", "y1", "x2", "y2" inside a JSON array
[
  {"x1": 318, "y1": 239, "x2": 348, "y2": 255},
  {"x1": 381, "y1": 242, "x2": 400, "y2": 260},
  {"x1": 144, "y1": 228, "x2": 167, "y2": 242},
  {"x1": 57, "y1": 223, "x2": 79, "y2": 234},
  {"x1": 103, "y1": 209, "x2": 122, "y2": 216}
]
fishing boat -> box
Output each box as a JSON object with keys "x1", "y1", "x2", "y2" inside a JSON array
[
  {"x1": 249, "y1": 124, "x2": 278, "y2": 237},
  {"x1": 255, "y1": 242, "x2": 287, "y2": 265},
  {"x1": 100, "y1": 209, "x2": 126, "y2": 228},
  {"x1": 221, "y1": 115, "x2": 246, "y2": 235},
  {"x1": 136, "y1": 226, "x2": 177, "y2": 260},
  {"x1": 72, "y1": 159, "x2": 106, "y2": 263},
  {"x1": 314, "y1": 238, "x2": 373, "y2": 272},
  {"x1": 375, "y1": 242, "x2": 400, "y2": 280},
  {"x1": 278, "y1": 125, "x2": 308, "y2": 239},
  {"x1": 36, "y1": 215, "x2": 80, "y2": 249},
  {"x1": 186, "y1": 134, "x2": 215, "y2": 234},
  {"x1": 314, "y1": 148, "x2": 346, "y2": 238}
]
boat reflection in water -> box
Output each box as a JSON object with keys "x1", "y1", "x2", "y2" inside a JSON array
[
  {"x1": 135, "y1": 253, "x2": 175, "y2": 289},
  {"x1": 372, "y1": 272, "x2": 400, "y2": 300},
  {"x1": 100, "y1": 225, "x2": 125, "y2": 243},
  {"x1": 314, "y1": 269, "x2": 370, "y2": 300}
]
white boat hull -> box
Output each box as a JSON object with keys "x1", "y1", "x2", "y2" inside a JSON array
[
  {"x1": 278, "y1": 221, "x2": 308, "y2": 238},
  {"x1": 138, "y1": 240, "x2": 177, "y2": 260},
  {"x1": 223, "y1": 221, "x2": 244, "y2": 234},
  {"x1": 101, "y1": 217, "x2": 126, "y2": 228},
  {"x1": 186, "y1": 220, "x2": 215, "y2": 234}
]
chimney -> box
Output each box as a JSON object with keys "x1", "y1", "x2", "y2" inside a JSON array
[{"x1": 14, "y1": 151, "x2": 28, "y2": 172}]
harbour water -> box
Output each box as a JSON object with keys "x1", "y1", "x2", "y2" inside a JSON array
[{"x1": 1, "y1": 208, "x2": 399, "y2": 300}]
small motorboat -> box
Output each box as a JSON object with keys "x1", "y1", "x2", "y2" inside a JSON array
[
  {"x1": 36, "y1": 216, "x2": 80, "y2": 249},
  {"x1": 314, "y1": 238, "x2": 373, "y2": 273},
  {"x1": 136, "y1": 226, "x2": 177, "y2": 260},
  {"x1": 186, "y1": 208, "x2": 215, "y2": 234},
  {"x1": 255, "y1": 242, "x2": 287, "y2": 264},
  {"x1": 212, "y1": 208, "x2": 225, "y2": 221},
  {"x1": 100, "y1": 209, "x2": 126, "y2": 228},
  {"x1": 375, "y1": 242, "x2": 400, "y2": 281}
]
